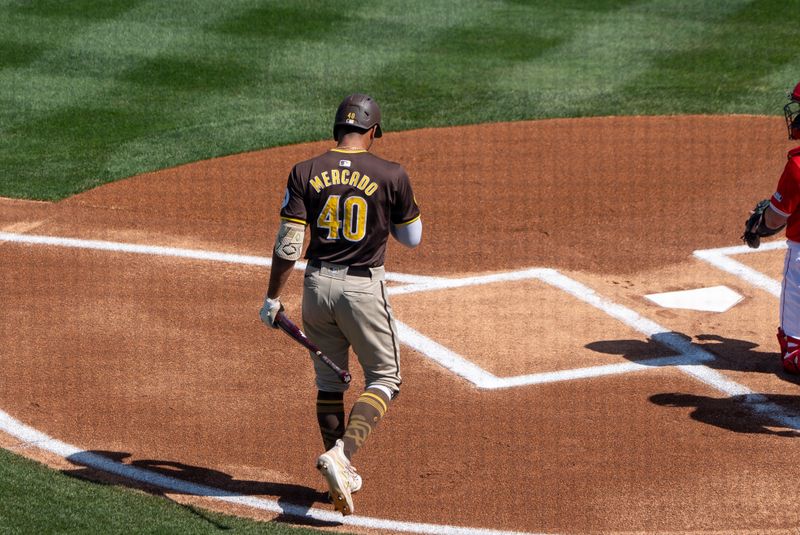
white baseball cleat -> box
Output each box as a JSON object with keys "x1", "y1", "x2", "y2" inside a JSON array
[
  {"x1": 350, "y1": 468, "x2": 362, "y2": 493},
  {"x1": 326, "y1": 466, "x2": 361, "y2": 497},
  {"x1": 316, "y1": 439, "x2": 360, "y2": 515}
]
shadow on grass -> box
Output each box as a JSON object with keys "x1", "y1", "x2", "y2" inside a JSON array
[{"x1": 63, "y1": 451, "x2": 338, "y2": 529}]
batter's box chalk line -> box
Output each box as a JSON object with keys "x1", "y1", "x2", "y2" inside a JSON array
[
  {"x1": 2, "y1": 232, "x2": 799, "y2": 425},
  {"x1": 0, "y1": 410, "x2": 543, "y2": 535},
  {"x1": 3, "y1": 231, "x2": 800, "y2": 533},
  {"x1": 0, "y1": 232, "x2": 692, "y2": 387},
  {"x1": 694, "y1": 241, "x2": 785, "y2": 298}
]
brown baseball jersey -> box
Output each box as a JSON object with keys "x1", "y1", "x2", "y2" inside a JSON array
[{"x1": 280, "y1": 148, "x2": 420, "y2": 268}]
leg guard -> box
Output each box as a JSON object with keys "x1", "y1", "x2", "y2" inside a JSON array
[{"x1": 778, "y1": 327, "x2": 800, "y2": 374}]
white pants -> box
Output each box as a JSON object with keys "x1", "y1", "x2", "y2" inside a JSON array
[{"x1": 780, "y1": 241, "x2": 800, "y2": 339}]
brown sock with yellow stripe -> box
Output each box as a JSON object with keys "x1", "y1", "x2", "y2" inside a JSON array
[
  {"x1": 342, "y1": 388, "x2": 391, "y2": 460},
  {"x1": 316, "y1": 391, "x2": 345, "y2": 451}
]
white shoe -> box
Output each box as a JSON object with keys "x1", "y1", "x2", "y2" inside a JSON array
[
  {"x1": 317, "y1": 439, "x2": 360, "y2": 515},
  {"x1": 350, "y1": 468, "x2": 362, "y2": 493},
  {"x1": 326, "y1": 466, "x2": 361, "y2": 497}
]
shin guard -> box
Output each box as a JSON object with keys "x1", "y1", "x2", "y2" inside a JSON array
[{"x1": 778, "y1": 327, "x2": 800, "y2": 374}]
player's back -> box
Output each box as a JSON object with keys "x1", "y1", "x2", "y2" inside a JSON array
[{"x1": 281, "y1": 148, "x2": 415, "y2": 268}]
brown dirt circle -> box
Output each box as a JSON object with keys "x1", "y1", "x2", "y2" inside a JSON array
[{"x1": 3, "y1": 115, "x2": 800, "y2": 534}]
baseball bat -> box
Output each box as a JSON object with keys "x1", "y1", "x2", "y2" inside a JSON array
[{"x1": 274, "y1": 311, "x2": 352, "y2": 384}]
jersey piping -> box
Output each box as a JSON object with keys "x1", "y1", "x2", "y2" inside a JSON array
[{"x1": 394, "y1": 214, "x2": 421, "y2": 227}]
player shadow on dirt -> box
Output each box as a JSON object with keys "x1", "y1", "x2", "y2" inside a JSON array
[
  {"x1": 62, "y1": 450, "x2": 339, "y2": 528},
  {"x1": 586, "y1": 332, "x2": 800, "y2": 385},
  {"x1": 587, "y1": 333, "x2": 800, "y2": 435},
  {"x1": 649, "y1": 392, "x2": 800, "y2": 437}
]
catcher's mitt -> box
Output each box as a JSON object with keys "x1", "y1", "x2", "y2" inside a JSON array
[{"x1": 742, "y1": 199, "x2": 784, "y2": 248}]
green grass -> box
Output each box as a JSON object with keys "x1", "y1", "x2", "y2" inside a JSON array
[
  {"x1": 0, "y1": 448, "x2": 346, "y2": 535},
  {"x1": 2, "y1": 0, "x2": 799, "y2": 531},
  {"x1": 1, "y1": 0, "x2": 799, "y2": 199}
]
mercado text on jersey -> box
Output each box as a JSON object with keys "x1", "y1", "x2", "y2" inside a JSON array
[{"x1": 280, "y1": 149, "x2": 420, "y2": 268}]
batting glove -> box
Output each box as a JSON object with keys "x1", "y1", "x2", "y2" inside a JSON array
[{"x1": 259, "y1": 296, "x2": 283, "y2": 329}]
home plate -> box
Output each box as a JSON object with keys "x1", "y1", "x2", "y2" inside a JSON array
[{"x1": 644, "y1": 285, "x2": 744, "y2": 313}]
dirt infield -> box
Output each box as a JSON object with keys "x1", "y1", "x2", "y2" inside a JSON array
[{"x1": 3, "y1": 115, "x2": 800, "y2": 533}]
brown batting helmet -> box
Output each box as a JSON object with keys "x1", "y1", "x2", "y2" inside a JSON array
[{"x1": 333, "y1": 93, "x2": 382, "y2": 141}]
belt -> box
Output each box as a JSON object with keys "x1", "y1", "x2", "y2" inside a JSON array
[{"x1": 308, "y1": 259, "x2": 373, "y2": 278}]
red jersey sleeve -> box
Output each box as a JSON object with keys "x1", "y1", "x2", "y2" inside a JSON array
[
  {"x1": 771, "y1": 156, "x2": 800, "y2": 218},
  {"x1": 279, "y1": 166, "x2": 307, "y2": 225}
]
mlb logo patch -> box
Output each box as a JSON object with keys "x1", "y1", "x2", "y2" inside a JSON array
[
  {"x1": 339, "y1": 160, "x2": 351, "y2": 168},
  {"x1": 775, "y1": 191, "x2": 783, "y2": 202}
]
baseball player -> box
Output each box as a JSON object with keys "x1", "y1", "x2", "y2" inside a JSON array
[
  {"x1": 742, "y1": 82, "x2": 800, "y2": 374},
  {"x1": 259, "y1": 93, "x2": 421, "y2": 515}
]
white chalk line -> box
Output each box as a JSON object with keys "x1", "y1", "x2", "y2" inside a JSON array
[
  {"x1": 386, "y1": 268, "x2": 552, "y2": 295},
  {"x1": 0, "y1": 232, "x2": 442, "y2": 285},
  {"x1": 694, "y1": 241, "x2": 785, "y2": 298},
  {"x1": 0, "y1": 231, "x2": 718, "y2": 388},
  {"x1": 0, "y1": 231, "x2": 787, "y2": 396},
  {"x1": 0, "y1": 410, "x2": 539, "y2": 535},
  {"x1": 383, "y1": 255, "x2": 800, "y2": 428},
  {"x1": 533, "y1": 271, "x2": 800, "y2": 432},
  {"x1": 690, "y1": 240, "x2": 800, "y2": 430},
  {"x1": 393, "y1": 268, "x2": 719, "y2": 390},
  {"x1": 3, "y1": 231, "x2": 800, "y2": 531}
]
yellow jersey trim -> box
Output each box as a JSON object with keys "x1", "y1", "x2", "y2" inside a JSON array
[
  {"x1": 281, "y1": 216, "x2": 307, "y2": 225},
  {"x1": 395, "y1": 215, "x2": 421, "y2": 227},
  {"x1": 330, "y1": 148, "x2": 367, "y2": 154}
]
